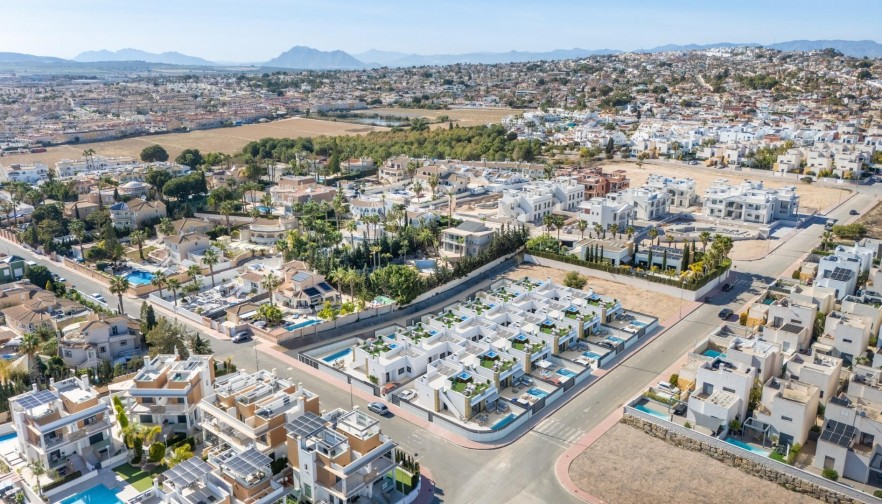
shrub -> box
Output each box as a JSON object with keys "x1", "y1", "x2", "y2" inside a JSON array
[
  {"x1": 874, "y1": 490, "x2": 882, "y2": 498},
  {"x1": 563, "y1": 271, "x2": 587, "y2": 289},
  {"x1": 270, "y1": 456, "x2": 288, "y2": 475},
  {"x1": 684, "y1": 421, "x2": 692, "y2": 429},
  {"x1": 133, "y1": 437, "x2": 144, "y2": 464},
  {"x1": 822, "y1": 468, "x2": 838, "y2": 481},
  {"x1": 738, "y1": 312, "x2": 748, "y2": 326},
  {"x1": 669, "y1": 374, "x2": 679, "y2": 388},
  {"x1": 791, "y1": 267, "x2": 801, "y2": 280},
  {"x1": 786, "y1": 442, "x2": 801, "y2": 465},
  {"x1": 148, "y1": 442, "x2": 166, "y2": 463}
]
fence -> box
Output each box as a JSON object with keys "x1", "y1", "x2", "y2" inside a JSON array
[{"x1": 623, "y1": 407, "x2": 876, "y2": 504}]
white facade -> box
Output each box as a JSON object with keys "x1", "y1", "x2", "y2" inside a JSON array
[
  {"x1": 578, "y1": 196, "x2": 632, "y2": 230},
  {"x1": 703, "y1": 179, "x2": 799, "y2": 224},
  {"x1": 645, "y1": 175, "x2": 699, "y2": 209},
  {"x1": 0, "y1": 162, "x2": 50, "y2": 184},
  {"x1": 754, "y1": 377, "x2": 820, "y2": 447},
  {"x1": 610, "y1": 187, "x2": 668, "y2": 221},
  {"x1": 687, "y1": 358, "x2": 757, "y2": 431},
  {"x1": 497, "y1": 178, "x2": 584, "y2": 225}
]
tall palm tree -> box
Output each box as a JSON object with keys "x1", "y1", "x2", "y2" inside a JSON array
[
  {"x1": 19, "y1": 332, "x2": 41, "y2": 376},
  {"x1": 412, "y1": 180, "x2": 424, "y2": 199},
  {"x1": 698, "y1": 230, "x2": 711, "y2": 251},
  {"x1": 609, "y1": 223, "x2": 620, "y2": 239},
  {"x1": 69, "y1": 218, "x2": 86, "y2": 259},
  {"x1": 370, "y1": 245, "x2": 381, "y2": 269},
  {"x1": 202, "y1": 248, "x2": 219, "y2": 288},
  {"x1": 29, "y1": 459, "x2": 46, "y2": 495},
  {"x1": 446, "y1": 189, "x2": 456, "y2": 223},
  {"x1": 648, "y1": 227, "x2": 659, "y2": 246},
  {"x1": 626, "y1": 225, "x2": 635, "y2": 241},
  {"x1": 130, "y1": 229, "x2": 147, "y2": 260},
  {"x1": 593, "y1": 223, "x2": 603, "y2": 239},
  {"x1": 542, "y1": 214, "x2": 555, "y2": 236},
  {"x1": 553, "y1": 215, "x2": 565, "y2": 242},
  {"x1": 109, "y1": 275, "x2": 130, "y2": 314},
  {"x1": 220, "y1": 200, "x2": 236, "y2": 235},
  {"x1": 261, "y1": 272, "x2": 281, "y2": 306},
  {"x1": 260, "y1": 193, "x2": 274, "y2": 216},
  {"x1": 428, "y1": 174, "x2": 440, "y2": 200},
  {"x1": 167, "y1": 278, "x2": 181, "y2": 306},
  {"x1": 158, "y1": 217, "x2": 175, "y2": 237},
  {"x1": 151, "y1": 271, "x2": 168, "y2": 298},
  {"x1": 187, "y1": 264, "x2": 201, "y2": 287},
  {"x1": 666, "y1": 234, "x2": 675, "y2": 247},
  {"x1": 577, "y1": 220, "x2": 587, "y2": 239},
  {"x1": 345, "y1": 220, "x2": 358, "y2": 248}
]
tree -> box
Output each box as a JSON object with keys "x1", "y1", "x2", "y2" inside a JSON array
[
  {"x1": 69, "y1": 218, "x2": 86, "y2": 259},
  {"x1": 578, "y1": 220, "x2": 587, "y2": 239},
  {"x1": 109, "y1": 275, "x2": 130, "y2": 314},
  {"x1": 146, "y1": 318, "x2": 190, "y2": 358},
  {"x1": 699, "y1": 230, "x2": 711, "y2": 251},
  {"x1": 428, "y1": 174, "x2": 440, "y2": 199},
  {"x1": 166, "y1": 443, "x2": 194, "y2": 468},
  {"x1": 202, "y1": 248, "x2": 219, "y2": 288},
  {"x1": 369, "y1": 265, "x2": 422, "y2": 304},
  {"x1": 261, "y1": 272, "x2": 282, "y2": 306},
  {"x1": 258, "y1": 303, "x2": 283, "y2": 325},
  {"x1": 188, "y1": 333, "x2": 212, "y2": 354},
  {"x1": 140, "y1": 144, "x2": 169, "y2": 162},
  {"x1": 220, "y1": 201, "x2": 237, "y2": 235},
  {"x1": 26, "y1": 265, "x2": 53, "y2": 290},
  {"x1": 140, "y1": 302, "x2": 157, "y2": 335},
  {"x1": 130, "y1": 229, "x2": 147, "y2": 260},
  {"x1": 175, "y1": 148, "x2": 203, "y2": 168},
  {"x1": 19, "y1": 332, "x2": 42, "y2": 375},
  {"x1": 145, "y1": 170, "x2": 173, "y2": 199},
  {"x1": 167, "y1": 278, "x2": 181, "y2": 306},
  {"x1": 648, "y1": 227, "x2": 659, "y2": 246},
  {"x1": 542, "y1": 214, "x2": 555, "y2": 236},
  {"x1": 148, "y1": 442, "x2": 166, "y2": 463},
  {"x1": 625, "y1": 225, "x2": 635, "y2": 241},
  {"x1": 318, "y1": 302, "x2": 338, "y2": 321},
  {"x1": 151, "y1": 271, "x2": 168, "y2": 298},
  {"x1": 157, "y1": 217, "x2": 175, "y2": 237},
  {"x1": 563, "y1": 271, "x2": 587, "y2": 289},
  {"x1": 29, "y1": 459, "x2": 46, "y2": 495},
  {"x1": 187, "y1": 264, "x2": 201, "y2": 287},
  {"x1": 609, "y1": 223, "x2": 620, "y2": 239}
]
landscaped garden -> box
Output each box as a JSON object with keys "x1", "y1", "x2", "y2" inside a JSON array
[{"x1": 113, "y1": 463, "x2": 165, "y2": 492}]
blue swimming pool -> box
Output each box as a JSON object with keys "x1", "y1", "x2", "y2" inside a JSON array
[
  {"x1": 287, "y1": 319, "x2": 321, "y2": 331},
  {"x1": 492, "y1": 413, "x2": 517, "y2": 430},
  {"x1": 61, "y1": 484, "x2": 123, "y2": 504},
  {"x1": 633, "y1": 403, "x2": 670, "y2": 420},
  {"x1": 607, "y1": 336, "x2": 624, "y2": 343},
  {"x1": 0, "y1": 432, "x2": 16, "y2": 442},
  {"x1": 124, "y1": 270, "x2": 155, "y2": 286},
  {"x1": 703, "y1": 349, "x2": 722, "y2": 358},
  {"x1": 630, "y1": 320, "x2": 647, "y2": 327},
  {"x1": 582, "y1": 351, "x2": 602, "y2": 360},
  {"x1": 725, "y1": 437, "x2": 771, "y2": 457},
  {"x1": 526, "y1": 387, "x2": 549, "y2": 398},
  {"x1": 556, "y1": 369, "x2": 578, "y2": 378},
  {"x1": 323, "y1": 348, "x2": 351, "y2": 363},
  {"x1": 257, "y1": 205, "x2": 272, "y2": 213}
]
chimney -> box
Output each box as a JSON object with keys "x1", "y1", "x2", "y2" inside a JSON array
[
  {"x1": 32, "y1": 383, "x2": 39, "y2": 392},
  {"x1": 49, "y1": 378, "x2": 55, "y2": 388},
  {"x1": 81, "y1": 373, "x2": 90, "y2": 389}
]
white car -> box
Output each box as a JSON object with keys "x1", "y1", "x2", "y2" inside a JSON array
[
  {"x1": 91, "y1": 293, "x2": 107, "y2": 304},
  {"x1": 398, "y1": 390, "x2": 416, "y2": 401}
]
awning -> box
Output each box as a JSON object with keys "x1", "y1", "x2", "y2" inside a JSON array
[{"x1": 536, "y1": 360, "x2": 553, "y2": 369}]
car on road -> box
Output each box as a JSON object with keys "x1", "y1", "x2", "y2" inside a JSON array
[
  {"x1": 722, "y1": 283, "x2": 733, "y2": 292},
  {"x1": 689, "y1": 160, "x2": 699, "y2": 165},
  {"x1": 91, "y1": 293, "x2": 107, "y2": 304},
  {"x1": 718, "y1": 308, "x2": 733, "y2": 320},
  {"x1": 231, "y1": 331, "x2": 251, "y2": 343},
  {"x1": 367, "y1": 402, "x2": 389, "y2": 416},
  {"x1": 850, "y1": 209, "x2": 860, "y2": 216}
]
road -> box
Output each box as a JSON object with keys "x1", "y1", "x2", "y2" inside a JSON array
[{"x1": 1, "y1": 188, "x2": 874, "y2": 504}]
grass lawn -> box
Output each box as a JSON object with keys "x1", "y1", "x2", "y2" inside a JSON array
[
  {"x1": 114, "y1": 463, "x2": 165, "y2": 492},
  {"x1": 769, "y1": 451, "x2": 787, "y2": 463}
]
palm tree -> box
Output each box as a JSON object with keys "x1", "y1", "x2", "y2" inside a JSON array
[
  {"x1": 343, "y1": 267, "x2": 359, "y2": 300},
  {"x1": 626, "y1": 225, "x2": 635, "y2": 241},
  {"x1": 166, "y1": 443, "x2": 194, "y2": 468},
  {"x1": 110, "y1": 275, "x2": 130, "y2": 314},
  {"x1": 370, "y1": 245, "x2": 381, "y2": 269},
  {"x1": 609, "y1": 223, "x2": 620, "y2": 239},
  {"x1": 260, "y1": 193, "x2": 274, "y2": 216},
  {"x1": 553, "y1": 215, "x2": 565, "y2": 242},
  {"x1": 428, "y1": 174, "x2": 440, "y2": 200},
  {"x1": 412, "y1": 180, "x2": 424, "y2": 199},
  {"x1": 151, "y1": 271, "x2": 168, "y2": 298},
  {"x1": 130, "y1": 229, "x2": 147, "y2": 260},
  {"x1": 187, "y1": 264, "x2": 201, "y2": 287},
  {"x1": 666, "y1": 234, "x2": 675, "y2": 247},
  {"x1": 202, "y1": 248, "x2": 219, "y2": 287},
  {"x1": 143, "y1": 425, "x2": 162, "y2": 446},
  {"x1": 543, "y1": 214, "x2": 555, "y2": 236},
  {"x1": 648, "y1": 227, "x2": 659, "y2": 246},
  {"x1": 446, "y1": 189, "x2": 456, "y2": 223},
  {"x1": 592, "y1": 223, "x2": 602, "y2": 239},
  {"x1": 578, "y1": 220, "x2": 588, "y2": 239},
  {"x1": 699, "y1": 230, "x2": 711, "y2": 251},
  {"x1": 158, "y1": 217, "x2": 175, "y2": 237},
  {"x1": 19, "y1": 332, "x2": 41, "y2": 374},
  {"x1": 345, "y1": 220, "x2": 358, "y2": 248},
  {"x1": 416, "y1": 226, "x2": 436, "y2": 255},
  {"x1": 69, "y1": 218, "x2": 86, "y2": 259},
  {"x1": 261, "y1": 272, "x2": 281, "y2": 306},
  {"x1": 220, "y1": 200, "x2": 236, "y2": 235},
  {"x1": 167, "y1": 278, "x2": 181, "y2": 306},
  {"x1": 30, "y1": 459, "x2": 46, "y2": 495}
]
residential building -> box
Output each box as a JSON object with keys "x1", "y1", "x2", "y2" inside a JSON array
[
  {"x1": 644, "y1": 175, "x2": 699, "y2": 209},
  {"x1": 168, "y1": 217, "x2": 214, "y2": 236},
  {"x1": 59, "y1": 314, "x2": 141, "y2": 369},
  {"x1": 722, "y1": 337, "x2": 781, "y2": 383},
  {"x1": 634, "y1": 245, "x2": 683, "y2": 272},
  {"x1": 0, "y1": 254, "x2": 27, "y2": 283},
  {"x1": 239, "y1": 218, "x2": 298, "y2": 245},
  {"x1": 108, "y1": 198, "x2": 167, "y2": 230},
  {"x1": 818, "y1": 311, "x2": 871, "y2": 363},
  {"x1": 138, "y1": 456, "x2": 232, "y2": 504},
  {"x1": 578, "y1": 196, "x2": 632, "y2": 230},
  {"x1": 611, "y1": 187, "x2": 668, "y2": 221},
  {"x1": 349, "y1": 198, "x2": 387, "y2": 220},
  {"x1": 63, "y1": 201, "x2": 100, "y2": 222},
  {"x1": 703, "y1": 179, "x2": 799, "y2": 224},
  {"x1": 275, "y1": 268, "x2": 339, "y2": 310},
  {"x1": 752, "y1": 377, "x2": 820, "y2": 447},
  {"x1": 164, "y1": 233, "x2": 211, "y2": 263},
  {"x1": 687, "y1": 358, "x2": 757, "y2": 433},
  {"x1": 785, "y1": 347, "x2": 842, "y2": 404},
  {"x1": 0, "y1": 163, "x2": 50, "y2": 184},
  {"x1": 440, "y1": 221, "x2": 495, "y2": 259},
  {"x1": 1, "y1": 291, "x2": 87, "y2": 336}
]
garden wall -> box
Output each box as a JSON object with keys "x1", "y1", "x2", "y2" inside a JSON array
[
  {"x1": 524, "y1": 254, "x2": 729, "y2": 301},
  {"x1": 409, "y1": 252, "x2": 515, "y2": 306},
  {"x1": 622, "y1": 408, "x2": 875, "y2": 504}
]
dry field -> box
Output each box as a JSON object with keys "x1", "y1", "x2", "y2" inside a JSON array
[
  {"x1": 606, "y1": 161, "x2": 849, "y2": 213},
  {"x1": 0, "y1": 117, "x2": 387, "y2": 167},
  {"x1": 361, "y1": 107, "x2": 520, "y2": 127},
  {"x1": 857, "y1": 200, "x2": 882, "y2": 238},
  {"x1": 569, "y1": 423, "x2": 821, "y2": 504},
  {"x1": 504, "y1": 264, "x2": 680, "y2": 321},
  {"x1": 729, "y1": 239, "x2": 777, "y2": 261}
]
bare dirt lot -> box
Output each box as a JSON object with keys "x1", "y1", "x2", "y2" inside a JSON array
[
  {"x1": 504, "y1": 264, "x2": 680, "y2": 321},
  {"x1": 362, "y1": 107, "x2": 520, "y2": 127},
  {"x1": 606, "y1": 161, "x2": 849, "y2": 213},
  {"x1": 857, "y1": 200, "x2": 882, "y2": 238},
  {"x1": 569, "y1": 423, "x2": 821, "y2": 504},
  {"x1": 0, "y1": 117, "x2": 387, "y2": 167}
]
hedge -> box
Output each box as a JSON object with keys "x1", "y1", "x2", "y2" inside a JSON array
[
  {"x1": 526, "y1": 249, "x2": 731, "y2": 291},
  {"x1": 43, "y1": 470, "x2": 82, "y2": 491}
]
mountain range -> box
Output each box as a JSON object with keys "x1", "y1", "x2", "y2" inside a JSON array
[{"x1": 2, "y1": 39, "x2": 880, "y2": 70}]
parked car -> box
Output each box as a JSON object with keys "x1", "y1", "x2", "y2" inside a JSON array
[
  {"x1": 231, "y1": 331, "x2": 251, "y2": 343},
  {"x1": 398, "y1": 390, "x2": 416, "y2": 401},
  {"x1": 673, "y1": 403, "x2": 687, "y2": 416},
  {"x1": 367, "y1": 402, "x2": 389, "y2": 416},
  {"x1": 91, "y1": 293, "x2": 107, "y2": 304},
  {"x1": 718, "y1": 308, "x2": 733, "y2": 319},
  {"x1": 850, "y1": 209, "x2": 860, "y2": 216},
  {"x1": 381, "y1": 382, "x2": 401, "y2": 396}
]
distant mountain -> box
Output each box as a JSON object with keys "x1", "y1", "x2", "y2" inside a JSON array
[
  {"x1": 74, "y1": 48, "x2": 216, "y2": 66},
  {"x1": 638, "y1": 42, "x2": 759, "y2": 53},
  {"x1": 0, "y1": 52, "x2": 69, "y2": 64},
  {"x1": 264, "y1": 46, "x2": 365, "y2": 70},
  {"x1": 354, "y1": 48, "x2": 619, "y2": 67},
  {"x1": 765, "y1": 40, "x2": 882, "y2": 58}
]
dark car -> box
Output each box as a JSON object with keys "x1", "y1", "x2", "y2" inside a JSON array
[
  {"x1": 673, "y1": 403, "x2": 687, "y2": 416},
  {"x1": 718, "y1": 308, "x2": 734, "y2": 319},
  {"x1": 722, "y1": 283, "x2": 733, "y2": 292},
  {"x1": 850, "y1": 209, "x2": 860, "y2": 216}
]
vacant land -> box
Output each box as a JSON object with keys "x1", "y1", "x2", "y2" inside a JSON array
[
  {"x1": 0, "y1": 117, "x2": 387, "y2": 167},
  {"x1": 569, "y1": 423, "x2": 821, "y2": 504},
  {"x1": 504, "y1": 264, "x2": 680, "y2": 321},
  {"x1": 360, "y1": 107, "x2": 519, "y2": 127},
  {"x1": 608, "y1": 161, "x2": 848, "y2": 213},
  {"x1": 857, "y1": 200, "x2": 882, "y2": 238}
]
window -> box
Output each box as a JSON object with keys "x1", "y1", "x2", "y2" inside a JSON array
[
  {"x1": 99, "y1": 346, "x2": 107, "y2": 354},
  {"x1": 781, "y1": 416, "x2": 793, "y2": 422},
  {"x1": 64, "y1": 350, "x2": 72, "y2": 358},
  {"x1": 139, "y1": 415, "x2": 152, "y2": 423},
  {"x1": 843, "y1": 339, "x2": 852, "y2": 344},
  {"x1": 120, "y1": 341, "x2": 127, "y2": 346},
  {"x1": 142, "y1": 397, "x2": 154, "y2": 404},
  {"x1": 723, "y1": 387, "x2": 735, "y2": 394}
]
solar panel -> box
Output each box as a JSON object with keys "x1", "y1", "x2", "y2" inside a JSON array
[
  {"x1": 830, "y1": 267, "x2": 854, "y2": 282},
  {"x1": 223, "y1": 448, "x2": 271, "y2": 477},
  {"x1": 164, "y1": 456, "x2": 213, "y2": 488},
  {"x1": 820, "y1": 420, "x2": 855, "y2": 448},
  {"x1": 287, "y1": 412, "x2": 325, "y2": 438},
  {"x1": 15, "y1": 389, "x2": 57, "y2": 410}
]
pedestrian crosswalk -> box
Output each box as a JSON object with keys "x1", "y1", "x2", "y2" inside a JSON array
[{"x1": 532, "y1": 417, "x2": 584, "y2": 445}]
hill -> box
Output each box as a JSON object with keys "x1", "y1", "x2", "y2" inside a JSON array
[
  {"x1": 74, "y1": 48, "x2": 216, "y2": 66},
  {"x1": 264, "y1": 46, "x2": 364, "y2": 70},
  {"x1": 0, "y1": 52, "x2": 69, "y2": 64},
  {"x1": 766, "y1": 39, "x2": 882, "y2": 58}
]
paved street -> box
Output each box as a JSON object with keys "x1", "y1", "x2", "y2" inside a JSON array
[{"x1": 0, "y1": 188, "x2": 874, "y2": 504}]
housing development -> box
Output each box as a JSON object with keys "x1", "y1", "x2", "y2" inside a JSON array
[{"x1": 1, "y1": 27, "x2": 882, "y2": 504}]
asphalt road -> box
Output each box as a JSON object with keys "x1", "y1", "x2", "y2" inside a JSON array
[{"x1": 1, "y1": 188, "x2": 874, "y2": 504}]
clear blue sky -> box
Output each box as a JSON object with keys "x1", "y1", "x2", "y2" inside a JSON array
[{"x1": 2, "y1": 0, "x2": 879, "y2": 61}]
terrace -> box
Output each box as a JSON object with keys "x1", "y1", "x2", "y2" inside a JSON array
[
  {"x1": 509, "y1": 334, "x2": 545, "y2": 354},
  {"x1": 360, "y1": 338, "x2": 397, "y2": 358},
  {"x1": 402, "y1": 323, "x2": 439, "y2": 344},
  {"x1": 479, "y1": 351, "x2": 516, "y2": 372},
  {"x1": 448, "y1": 371, "x2": 491, "y2": 398}
]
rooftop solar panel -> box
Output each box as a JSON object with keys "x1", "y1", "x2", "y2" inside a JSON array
[
  {"x1": 14, "y1": 389, "x2": 57, "y2": 410},
  {"x1": 287, "y1": 411, "x2": 325, "y2": 438},
  {"x1": 164, "y1": 456, "x2": 213, "y2": 488},
  {"x1": 223, "y1": 447, "x2": 271, "y2": 477}
]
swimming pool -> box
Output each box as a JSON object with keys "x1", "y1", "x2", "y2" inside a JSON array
[
  {"x1": 630, "y1": 320, "x2": 647, "y2": 327},
  {"x1": 491, "y1": 413, "x2": 517, "y2": 430},
  {"x1": 124, "y1": 270, "x2": 155, "y2": 286},
  {"x1": 526, "y1": 387, "x2": 549, "y2": 398},
  {"x1": 286, "y1": 319, "x2": 321, "y2": 331},
  {"x1": 556, "y1": 369, "x2": 578, "y2": 378},
  {"x1": 322, "y1": 348, "x2": 351, "y2": 363},
  {"x1": 582, "y1": 351, "x2": 603, "y2": 360},
  {"x1": 607, "y1": 336, "x2": 624, "y2": 343},
  {"x1": 725, "y1": 437, "x2": 771, "y2": 457},
  {"x1": 703, "y1": 349, "x2": 722, "y2": 358},
  {"x1": 0, "y1": 432, "x2": 16, "y2": 442},
  {"x1": 257, "y1": 205, "x2": 272, "y2": 213},
  {"x1": 60, "y1": 484, "x2": 123, "y2": 504},
  {"x1": 633, "y1": 403, "x2": 670, "y2": 420}
]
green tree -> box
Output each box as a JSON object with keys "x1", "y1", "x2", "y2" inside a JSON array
[
  {"x1": 188, "y1": 333, "x2": 212, "y2": 354},
  {"x1": 167, "y1": 278, "x2": 181, "y2": 306},
  {"x1": 140, "y1": 144, "x2": 169, "y2": 162},
  {"x1": 202, "y1": 248, "x2": 219, "y2": 288},
  {"x1": 166, "y1": 443, "x2": 194, "y2": 468},
  {"x1": 109, "y1": 275, "x2": 130, "y2": 314},
  {"x1": 157, "y1": 217, "x2": 175, "y2": 237},
  {"x1": 261, "y1": 272, "x2": 282, "y2": 306},
  {"x1": 130, "y1": 229, "x2": 147, "y2": 260},
  {"x1": 151, "y1": 271, "x2": 168, "y2": 298},
  {"x1": 140, "y1": 302, "x2": 157, "y2": 335},
  {"x1": 220, "y1": 200, "x2": 237, "y2": 235},
  {"x1": 145, "y1": 170, "x2": 173, "y2": 199},
  {"x1": 148, "y1": 442, "x2": 166, "y2": 463},
  {"x1": 175, "y1": 148, "x2": 204, "y2": 168},
  {"x1": 69, "y1": 218, "x2": 86, "y2": 259},
  {"x1": 563, "y1": 271, "x2": 587, "y2": 289},
  {"x1": 257, "y1": 303, "x2": 283, "y2": 324},
  {"x1": 146, "y1": 318, "x2": 190, "y2": 358},
  {"x1": 29, "y1": 459, "x2": 46, "y2": 495},
  {"x1": 26, "y1": 265, "x2": 53, "y2": 290}
]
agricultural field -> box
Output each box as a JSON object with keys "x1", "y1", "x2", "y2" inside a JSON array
[{"x1": 359, "y1": 106, "x2": 520, "y2": 127}]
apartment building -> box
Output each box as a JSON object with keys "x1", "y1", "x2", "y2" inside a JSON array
[
  {"x1": 286, "y1": 408, "x2": 398, "y2": 503},
  {"x1": 0, "y1": 162, "x2": 50, "y2": 184},
  {"x1": 687, "y1": 358, "x2": 757, "y2": 433},
  {"x1": 125, "y1": 354, "x2": 216, "y2": 437},
  {"x1": 644, "y1": 175, "x2": 699, "y2": 209},
  {"x1": 785, "y1": 347, "x2": 842, "y2": 403},
  {"x1": 497, "y1": 178, "x2": 584, "y2": 225},
  {"x1": 349, "y1": 198, "x2": 387, "y2": 220},
  {"x1": 818, "y1": 311, "x2": 871, "y2": 363},
  {"x1": 9, "y1": 376, "x2": 116, "y2": 476},
  {"x1": 752, "y1": 377, "x2": 820, "y2": 447},
  {"x1": 578, "y1": 196, "x2": 632, "y2": 230},
  {"x1": 59, "y1": 314, "x2": 141, "y2": 369},
  {"x1": 703, "y1": 179, "x2": 799, "y2": 224},
  {"x1": 199, "y1": 369, "x2": 320, "y2": 459},
  {"x1": 609, "y1": 188, "x2": 668, "y2": 221}
]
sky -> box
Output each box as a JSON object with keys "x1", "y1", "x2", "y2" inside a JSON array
[{"x1": 1, "y1": 0, "x2": 880, "y2": 61}]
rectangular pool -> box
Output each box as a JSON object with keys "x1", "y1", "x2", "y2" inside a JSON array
[
  {"x1": 60, "y1": 484, "x2": 123, "y2": 504},
  {"x1": 322, "y1": 348, "x2": 351, "y2": 363},
  {"x1": 491, "y1": 413, "x2": 517, "y2": 430},
  {"x1": 582, "y1": 351, "x2": 603, "y2": 360},
  {"x1": 724, "y1": 437, "x2": 771, "y2": 457},
  {"x1": 633, "y1": 403, "x2": 670, "y2": 420},
  {"x1": 703, "y1": 349, "x2": 722, "y2": 358},
  {"x1": 556, "y1": 369, "x2": 578, "y2": 378},
  {"x1": 0, "y1": 432, "x2": 16, "y2": 442},
  {"x1": 286, "y1": 319, "x2": 321, "y2": 331},
  {"x1": 526, "y1": 387, "x2": 549, "y2": 398}
]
